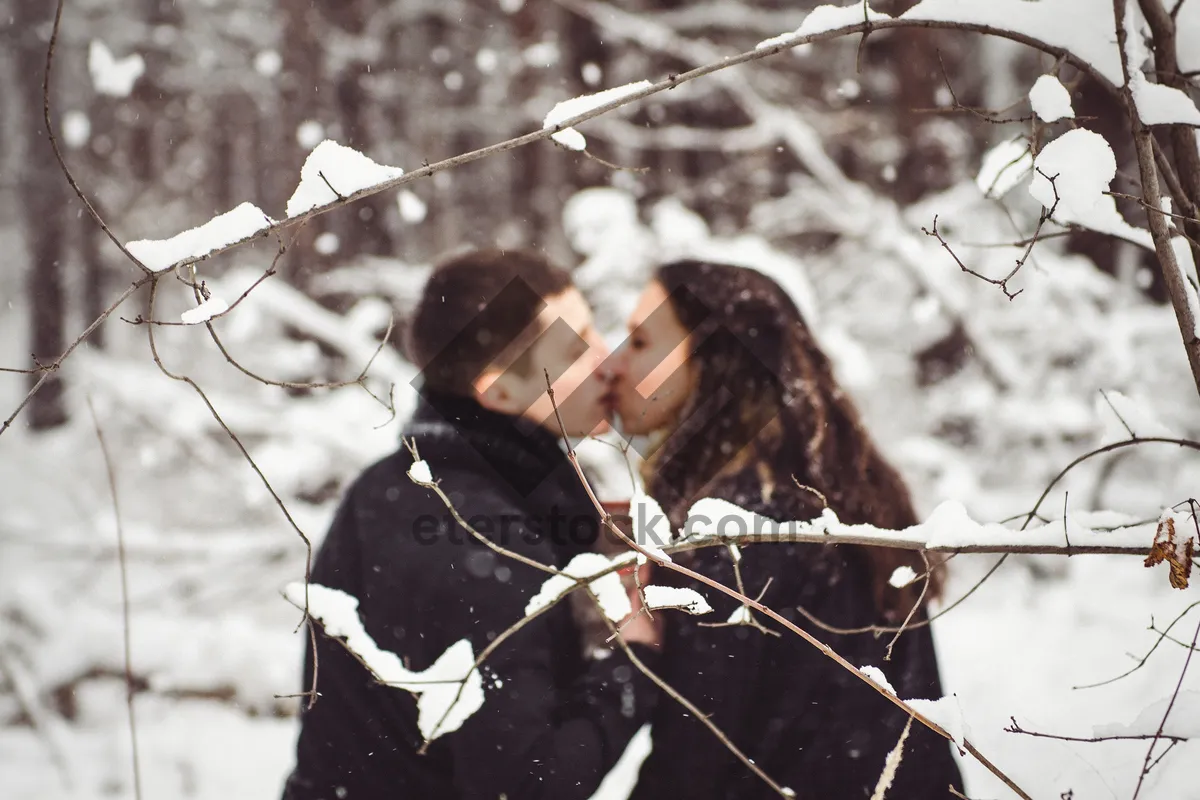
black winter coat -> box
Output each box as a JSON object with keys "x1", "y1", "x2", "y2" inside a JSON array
[
  {"x1": 629, "y1": 478, "x2": 964, "y2": 800},
  {"x1": 282, "y1": 392, "x2": 659, "y2": 800}
]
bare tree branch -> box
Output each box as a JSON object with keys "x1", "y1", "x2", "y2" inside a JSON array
[{"x1": 85, "y1": 398, "x2": 142, "y2": 800}]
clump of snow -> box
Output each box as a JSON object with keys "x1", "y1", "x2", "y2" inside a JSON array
[
  {"x1": 1122, "y1": 5, "x2": 1200, "y2": 126},
  {"x1": 1030, "y1": 128, "x2": 1153, "y2": 248},
  {"x1": 407, "y1": 459, "x2": 433, "y2": 484},
  {"x1": 61, "y1": 111, "x2": 91, "y2": 150},
  {"x1": 526, "y1": 552, "x2": 633, "y2": 622},
  {"x1": 888, "y1": 566, "x2": 918, "y2": 589},
  {"x1": 860, "y1": 665, "x2": 896, "y2": 695},
  {"x1": 727, "y1": 605, "x2": 752, "y2": 624},
  {"x1": 905, "y1": 693, "x2": 968, "y2": 749},
  {"x1": 757, "y1": 3, "x2": 891, "y2": 49},
  {"x1": 397, "y1": 190, "x2": 427, "y2": 224},
  {"x1": 284, "y1": 583, "x2": 483, "y2": 740},
  {"x1": 180, "y1": 297, "x2": 229, "y2": 325},
  {"x1": 285, "y1": 140, "x2": 404, "y2": 218},
  {"x1": 642, "y1": 585, "x2": 712, "y2": 615},
  {"x1": 254, "y1": 50, "x2": 282, "y2": 78},
  {"x1": 1029, "y1": 75, "x2": 1075, "y2": 123},
  {"x1": 88, "y1": 40, "x2": 145, "y2": 97},
  {"x1": 581, "y1": 62, "x2": 603, "y2": 86},
  {"x1": 976, "y1": 137, "x2": 1033, "y2": 198},
  {"x1": 127, "y1": 202, "x2": 274, "y2": 272},
  {"x1": 313, "y1": 232, "x2": 340, "y2": 255},
  {"x1": 543, "y1": 81, "x2": 653, "y2": 151},
  {"x1": 295, "y1": 120, "x2": 325, "y2": 150}
]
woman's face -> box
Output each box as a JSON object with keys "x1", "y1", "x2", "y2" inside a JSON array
[{"x1": 609, "y1": 280, "x2": 696, "y2": 436}]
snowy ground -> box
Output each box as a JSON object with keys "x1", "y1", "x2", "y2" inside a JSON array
[{"x1": 3, "y1": 187, "x2": 1199, "y2": 799}]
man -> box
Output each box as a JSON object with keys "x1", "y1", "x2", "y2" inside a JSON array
[{"x1": 282, "y1": 248, "x2": 660, "y2": 800}]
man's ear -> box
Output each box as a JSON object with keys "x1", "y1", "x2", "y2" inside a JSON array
[{"x1": 473, "y1": 368, "x2": 520, "y2": 415}]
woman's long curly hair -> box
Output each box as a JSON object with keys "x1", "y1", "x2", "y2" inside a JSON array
[{"x1": 643, "y1": 259, "x2": 939, "y2": 619}]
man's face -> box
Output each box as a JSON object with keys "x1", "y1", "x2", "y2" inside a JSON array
[{"x1": 478, "y1": 287, "x2": 612, "y2": 438}]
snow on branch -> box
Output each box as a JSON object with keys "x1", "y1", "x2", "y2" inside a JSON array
[
  {"x1": 286, "y1": 140, "x2": 405, "y2": 218},
  {"x1": 678, "y1": 495, "x2": 1161, "y2": 555},
  {"x1": 180, "y1": 297, "x2": 229, "y2": 325},
  {"x1": 284, "y1": 583, "x2": 484, "y2": 741},
  {"x1": 1029, "y1": 128, "x2": 1154, "y2": 248},
  {"x1": 1029, "y1": 74, "x2": 1075, "y2": 123},
  {"x1": 1121, "y1": 3, "x2": 1200, "y2": 127},
  {"x1": 642, "y1": 585, "x2": 712, "y2": 615},
  {"x1": 756, "y1": 2, "x2": 890, "y2": 49},
  {"x1": 525, "y1": 552, "x2": 635, "y2": 622},
  {"x1": 542, "y1": 81, "x2": 653, "y2": 151},
  {"x1": 126, "y1": 203, "x2": 274, "y2": 273}
]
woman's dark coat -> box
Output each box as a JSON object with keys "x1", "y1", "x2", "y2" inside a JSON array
[{"x1": 630, "y1": 474, "x2": 965, "y2": 800}]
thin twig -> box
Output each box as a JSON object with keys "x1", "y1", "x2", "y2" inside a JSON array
[
  {"x1": 86, "y1": 398, "x2": 142, "y2": 800},
  {"x1": 589, "y1": 589, "x2": 793, "y2": 797},
  {"x1": 1131, "y1": 612, "x2": 1200, "y2": 799},
  {"x1": 42, "y1": 0, "x2": 152, "y2": 275},
  {"x1": 144, "y1": 277, "x2": 319, "y2": 707},
  {"x1": 1005, "y1": 717, "x2": 1188, "y2": 743},
  {"x1": 1, "y1": 278, "x2": 150, "y2": 437}
]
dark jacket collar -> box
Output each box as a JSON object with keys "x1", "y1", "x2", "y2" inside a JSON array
[{"x1": 408, "y1": 388, "x2": 592, "y2": 502}]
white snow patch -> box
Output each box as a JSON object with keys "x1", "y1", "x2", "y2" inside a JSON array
[
  {"x1": 1122, "y1": 5, "x2": 1200, "y2": 126},
  {"x1": 860, "y1": 665, "x2": 896, "y2": 695},
  {"x1": 543, "y1": 81, "x2": 653, "y2": 151},
  {"x1": 286, "y1": 140, "x2": 404, "y2": 218},
  {"x1": 180, "y1": 297, "x2": 229, "y2": 325},
  {"x1": 642, "y1": 585, "x2": 712, "y2": 616},
  {"x1": 295, "y1": 120, "x2": 325, "y2": 150},
  {"x1": 284, "y1": 583, "x2": 483, "y2": 740},
  {"x1": 397, "y1": 190, "x2": 427, "y2": 224},
  {"x1": 254, "y1": 50, "x2": 282, "y2": 77},
  {"x1": 1029, "y1": 75, "x2": 1075, "y2": 123},
  {"x1": 313, "y1": 232, "x2": 340, "y2": 255},
  {"x1": 526, "y1": 552, "x2": 633, "y2": 622},
  {"x1": 758, "y1": 3, "x2": 891, "y2": 49},
  {"x1": 62, "y1": 111, "x2": 91, "y2": 149},
  {"x1": 407, "y1": 459, "x2": 433, "y2": 484},
  {"x1": 88, "y1": 40, "x2": 144, "y2": 97},
  {"x1": 1030, "y1": 128, "x2": 1153, "y2": 249},
  {"x1": 682, "y1": 495, "x2": 1159, "y2": 552},
  {"x1": 727, "y1": 605, "x2": 752, "y2": 624},
  {"x1": 127, "y1": 202, "x2": 274, "y2": 272},
  {"x1": 905, "y1": 693, "x2": 968, "y2": 748},
  {"x1": 888, "y1": 566, "x2": 918, "y2": 589}
]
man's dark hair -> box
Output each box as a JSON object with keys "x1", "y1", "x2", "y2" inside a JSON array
[{"x1": 406, "y1": 248, "x2": 574, "y2": 394}]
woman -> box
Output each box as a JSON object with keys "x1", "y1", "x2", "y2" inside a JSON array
[{"x1": 608, "y1": 260, "x2": 964, "y2": 799}]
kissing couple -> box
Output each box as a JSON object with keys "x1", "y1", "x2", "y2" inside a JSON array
[{"x1": 282, "y1": 248, "x2": 964, "y2": 800}]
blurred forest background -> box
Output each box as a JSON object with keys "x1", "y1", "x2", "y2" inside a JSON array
[{"x1": 2, "y1": 1, "x2": 1199, "y2": 798}]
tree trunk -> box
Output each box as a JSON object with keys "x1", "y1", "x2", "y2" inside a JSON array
[{"x1": 16, "y1": 0, "x2": 69, "y2": 429}]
